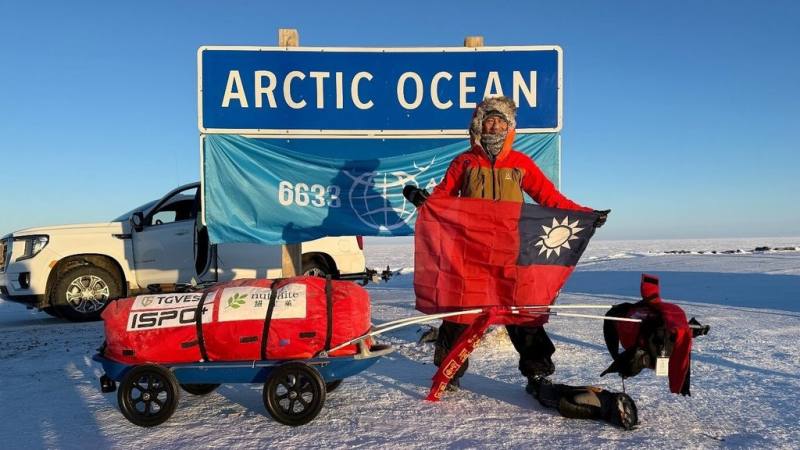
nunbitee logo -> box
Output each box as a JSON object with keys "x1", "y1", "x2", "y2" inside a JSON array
[
  {"x1": 225, "y1": 292, "x2": 248, "y2": 309},
  {"x1": 218, "y1": 284, "x2": 307, "y2": 322}
]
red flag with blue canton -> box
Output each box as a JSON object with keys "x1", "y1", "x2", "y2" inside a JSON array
[{"x1": 414, "y1": 197, "x2": 600, "y2": 325}]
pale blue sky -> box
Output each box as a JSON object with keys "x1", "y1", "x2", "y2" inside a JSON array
[{"x1": 1, "y1": 1, "x2": 798, "y2": 239}]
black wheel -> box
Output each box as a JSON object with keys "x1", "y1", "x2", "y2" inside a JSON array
[
  {"x1": 302, "y1": 257, "x2": 332, "y2": 278},
  {"x1": 52, "y1": 264, "x2": 121, "y2": 321},
  {"x1": 325, "y1": 380, "x2": 343, "y2": 393},
  {"x1": 180, "y1": 383, "x2": 220, "y2": 395},
  {"x1": 117, "y1": 365, "x2": 180, "y2": 427},
  {"x1": 263, "y1": 362, "x2": 326, "y2": 426}
]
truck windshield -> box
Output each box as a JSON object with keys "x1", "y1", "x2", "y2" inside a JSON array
[{"x1": 112, "y1": 200, "x2": 158, "y2": 222}]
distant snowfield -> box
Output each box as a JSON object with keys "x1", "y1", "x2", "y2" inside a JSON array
[{"x1": 1, "y1": 237, "x2": 799, "y2": 449}]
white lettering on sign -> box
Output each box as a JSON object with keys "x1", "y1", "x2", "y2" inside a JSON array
[
  {"x1": 431, "y1": 71, "x2": 453, "y2": 110},
  {"x1": 335, "y1": 72, "x2": 344, "y2": 109},
  {"x1": 459, "y1": 72, "x2": 477, "y2": 109},
  {"x1": 397, "y1": 72, "x2": 424, "y2": 110},
  {"x1": 284, "y1": 71, "x2": 307, "y2": 109},
  {"x1": 218, "y1": 70, "x2": 537, "y2": 112},
  {"x1": 254, "y1": 70, "x2": 277, "y2": 108},
  {"x1": 514, "y1": 71, "x2": 537, "y2": 107},
  {"x1": 483, "y1": 71, "x2": 504, "y2": 99},
  {"x1": 309, "y1": 71, "x2": 330, "y2": 109},
  {"x1": 222, "y1": 70, "x2": 248, "y2": 108},
  {"x1": 351, "y1": 71, "x2": 374, "y2": 110}
]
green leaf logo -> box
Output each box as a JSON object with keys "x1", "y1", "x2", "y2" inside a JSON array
[{"x1": 226, "y1": 293, "x2": 247, "y2": 309}]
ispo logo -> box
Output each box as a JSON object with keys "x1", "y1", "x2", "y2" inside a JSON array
[{"x1": 128, "y1": 307, "x2": 198, "y2": 330}]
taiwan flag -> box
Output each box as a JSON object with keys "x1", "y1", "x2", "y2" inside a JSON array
[{"x1": 414, "y1": 197, "x2": 600, "y2": 325}]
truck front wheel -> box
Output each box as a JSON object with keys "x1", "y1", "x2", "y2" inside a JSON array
[{"x1": 52, "y1": 265, "x2": 122, "y2": 322}]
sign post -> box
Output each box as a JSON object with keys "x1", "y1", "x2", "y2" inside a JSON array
[
  {"x1": 278, "y1": 28, "x2": 302, "y2": 277},
  {"x1": 464, "y1": 36, "x2": 484, "y2": 47}
]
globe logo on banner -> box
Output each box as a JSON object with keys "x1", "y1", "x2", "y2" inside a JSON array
[{"x1": 345, "y1": 159, "x2": 435, "y2": 231}]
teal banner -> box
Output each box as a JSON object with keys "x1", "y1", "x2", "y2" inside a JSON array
[{"x1": 202, "y1": 134, "x2": 560, "y2": 244}]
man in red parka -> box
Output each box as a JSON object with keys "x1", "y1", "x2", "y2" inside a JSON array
[{"x1": 427, "y1": 96, "x2": 607, "y2": 390}]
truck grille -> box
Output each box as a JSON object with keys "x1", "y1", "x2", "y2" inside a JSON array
[{"x1": 0, "y1": 239, "x2": 8, "y2": 273}]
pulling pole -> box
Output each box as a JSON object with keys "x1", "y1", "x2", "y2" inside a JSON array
[
  {"x1": 326, "y1": 308, "x2": 644, "y2": 354},
  {"x1": 278, "y1": 28, "x2": 303, "y2": 277},
  {"x1": 547, "y1": 311, "x2": 642, "y2": 322}
]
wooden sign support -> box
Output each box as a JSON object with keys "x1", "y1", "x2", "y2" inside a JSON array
[
  {"x1": 279, "y1": 28, "x2": 303, "y2": 277},
  {"x1": 464, "y1": 36, "x2": 484, "y2": 47}
]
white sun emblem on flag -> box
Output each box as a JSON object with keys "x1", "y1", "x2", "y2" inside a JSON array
[{"x1": 533, "y1": 217, "x2": 584, "y2": 258}]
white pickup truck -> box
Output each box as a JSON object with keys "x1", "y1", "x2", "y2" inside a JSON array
[{"x1": 0, "y1": 182, "x2": 366, "y2": 321}]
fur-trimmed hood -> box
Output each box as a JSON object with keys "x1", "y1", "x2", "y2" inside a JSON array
[
  {"x1": 469, "y1": 96, "x2": 518, "y2": 143},
  {"x1": 469, "y1": 96, "x2": 518, "y2": 161}
]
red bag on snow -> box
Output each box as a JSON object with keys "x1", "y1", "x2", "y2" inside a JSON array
[
  {"x1": 101, "y1": 276, "x2": 371, "y2": 365},
  {"x1": 601, "y1": 274, "x2": 693, "y2": 395}
]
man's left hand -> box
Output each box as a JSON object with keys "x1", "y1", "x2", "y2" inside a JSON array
[{"x1": 403, "y1": 185, "x2": 430, "y2": 208}]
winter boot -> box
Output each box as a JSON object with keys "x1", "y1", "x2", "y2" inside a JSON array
[
  {"x1": 525, "y1": 375, "x2": 551, "y2": 397},
  {"x1": 598, "y1": 391, "x2": 638, "y2": 430},
  {"x1": 531, "y1": 381, "x2": 639, "y2": 430},
  {"x1": 446, "y1": 378, "x2": 461, "y2": 392}
]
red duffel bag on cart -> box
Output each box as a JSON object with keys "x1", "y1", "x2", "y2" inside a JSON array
[{"x1": 101, "y1": 276, "x2": 371, "y2": 365}]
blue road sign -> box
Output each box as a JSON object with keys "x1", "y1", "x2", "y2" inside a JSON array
[{"x1": 198, "y1": 46, "x2": 562, "y2": 136}]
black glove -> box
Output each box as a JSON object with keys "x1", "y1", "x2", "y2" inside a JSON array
[
  {"x1": 593, "y1": 209, "x2": 611, "y2": 228},
  {"x1": 403, "y1": 185, "x2": 430, "y2": 208}
]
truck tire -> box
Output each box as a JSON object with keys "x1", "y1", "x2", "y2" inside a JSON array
[
  {"x1": 302, "y1": 258, "x2": 332, "y2": 278},
  {"x1": 41, "y1": 306, "x2": 62, "y2": 318},
  {"x1": 52, "y1": 265, "x2": 122, "y2": 322}
]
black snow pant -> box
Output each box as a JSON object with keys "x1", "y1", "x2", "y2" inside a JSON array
[{"x1": 434, "y1": 320, "x2": 556, "y2": 381}]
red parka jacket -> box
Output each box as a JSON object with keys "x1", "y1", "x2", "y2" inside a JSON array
[{"x1": 431, "y1": 129, "x2": 591, "y2": 212}]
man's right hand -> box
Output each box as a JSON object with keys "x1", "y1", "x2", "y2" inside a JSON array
[
  {"x1": 403, "y1": 185, "x2": 430, "y2": 207},
  {"x1": 593, "y1": 209, "x2": 611, "y2": 228}
]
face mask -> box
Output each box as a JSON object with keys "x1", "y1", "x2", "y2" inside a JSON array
[{"x1": 481, "y1": 132, "x2": 507, "y2": 156}]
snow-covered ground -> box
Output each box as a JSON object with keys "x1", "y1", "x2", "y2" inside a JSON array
[{"x1": 1, "y1": 237, "x2": 799, "y2": 449}]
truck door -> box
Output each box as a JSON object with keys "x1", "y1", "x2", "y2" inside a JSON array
[
  {"x1": 132, "y1": 186, "x2": 198, "y2": 286},
  {"x1": 193, "y1": 188, "x2": 282, "y2": 282}
]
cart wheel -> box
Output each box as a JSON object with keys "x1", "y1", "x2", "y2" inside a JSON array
[
  {"x1": 263, "y1": 362, "x2": 326, "y2": 426},
  {"x1": 117, "y1": 365, "x2": 180, "y2": 427},
  {"x1": 325, "y1": 380, "x2": 343, "y2": 393},
  {"x1": 180, "y1": 384, "x2": 220, "y2": 396}
]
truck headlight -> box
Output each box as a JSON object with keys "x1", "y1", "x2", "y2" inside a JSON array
[{"x1": 15, "y1": 235, "x2": 49, "y2": 262}]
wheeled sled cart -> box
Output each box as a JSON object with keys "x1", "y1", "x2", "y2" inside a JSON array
[{"x1": 94, "y1": 343, "x2": 392, "y2": 427}]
